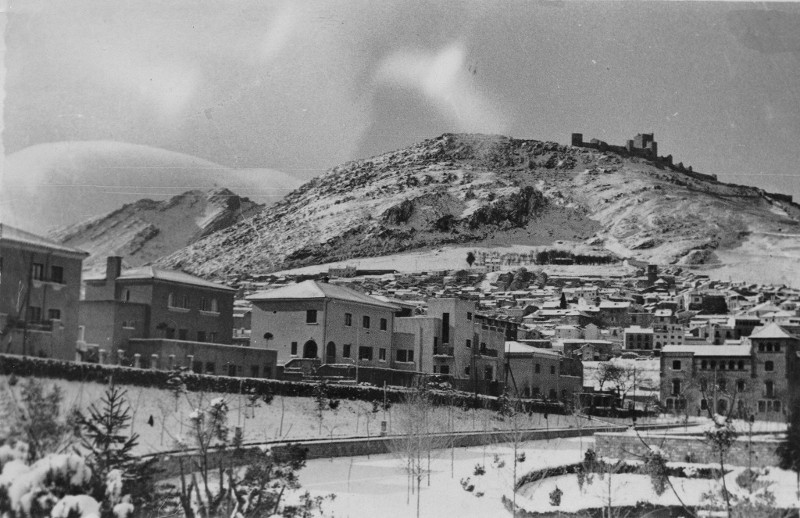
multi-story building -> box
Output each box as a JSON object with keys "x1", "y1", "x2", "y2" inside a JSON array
[
  {"x1": 248, "y1": 280, "x2": 399, "y2": 367},
  {"x1": 624, "y1": 325, "x2": 654, "y2": 353},
  {"x1": 660, "y1": 323, "x2": 799, "y2": 419},
  {"x1": 394, "y1": 298, "x2": 506, "y2": 394},
  {"x1": 0, "y1": 224, "x2": 88, "y2": 360},
  {"x1": 78, "y1": 257, "x2": 268, "y2": 375},
  {"x1": 505, "y1": 341, "x2": 583, "y2": 402},
  {"x1": 652, "y1": 309, "x2": 684, "y2": 348}
]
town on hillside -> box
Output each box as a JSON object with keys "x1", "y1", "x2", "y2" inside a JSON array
[{"x1": 3, "y1": 222, "x2": 798, "y2": 423}]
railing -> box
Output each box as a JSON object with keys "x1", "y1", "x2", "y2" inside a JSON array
[{"x1": 433, "y1": 346, "x2": 454, "y2": 356}]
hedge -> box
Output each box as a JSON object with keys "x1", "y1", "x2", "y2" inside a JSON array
[{"x1": 0, "y1": 354, "x2": 566, "y2": 414}]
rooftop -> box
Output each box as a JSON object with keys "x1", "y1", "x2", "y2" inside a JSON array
[
  {"x1": 248, "y1": 280, "x2": 400, "y2": 310},
  {"x1": 750, "y1": 322, "x2": 796, "y2": 340},
  {"x1": 505, "y1": 341, "x2": 562, "y2": 357},
  {"x1": 0, "y1": 223, "x2": 88, "y2": 257},
  {"x1": 661, "y1": 344, "x2": 752, "y2": 357},
  {"x1": 86, "y1": 266, "x2": 235, "y2": 292}
]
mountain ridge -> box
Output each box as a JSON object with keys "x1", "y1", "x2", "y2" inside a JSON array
[{"x1": 154, "y1": 133, "x2": 800, "y2": 281}]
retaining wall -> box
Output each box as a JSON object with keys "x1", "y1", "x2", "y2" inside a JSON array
[
  {"x1": 147, "y1": 424, "x2": 627, "y2": 479},
  {"x1": 595, "y1": 431, "x2": 782, "y2": 468}
]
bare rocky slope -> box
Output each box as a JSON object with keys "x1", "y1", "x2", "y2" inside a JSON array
[
  {"x1": 155, "y1": 134, "x2": 800, "y2": 280},
  {"x1": 51, "y1": 188, "x2": 262, "y2": 275}
]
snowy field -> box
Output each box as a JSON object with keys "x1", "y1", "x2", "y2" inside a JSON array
[
  {"x1": 0, "y1": 375, "x2": 599, "y2": 455},
  {"x1": 298, "y1": 435, "x2": 800, "y2": 518}
]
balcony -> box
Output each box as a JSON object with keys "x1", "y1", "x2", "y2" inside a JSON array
[
  {"x1": 479, "y1": 348, "x2": 499, "y2": 358},
  {"x1": 15, "y1": 320, "x2": 54, "y2": 332},
  {"x1": 433, "y1": 346, "x2": 454, "y2": 356}
]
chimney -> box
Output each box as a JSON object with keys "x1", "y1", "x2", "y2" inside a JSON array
[{"x1": 106, "y1": 256, "x2": 122, "y2": 280}]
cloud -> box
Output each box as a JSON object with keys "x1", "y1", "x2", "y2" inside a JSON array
[{"x1": 374, "y1": 43, "x2": 507, "y2": 133}]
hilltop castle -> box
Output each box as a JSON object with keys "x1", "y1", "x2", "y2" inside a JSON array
[{"x1": 571, "y1": 132, "x2": 718, "y2": 182}]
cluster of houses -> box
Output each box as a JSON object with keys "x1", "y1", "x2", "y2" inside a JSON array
[{"x1": 2, "y1": 222, "x2": 800, "y2": 419}]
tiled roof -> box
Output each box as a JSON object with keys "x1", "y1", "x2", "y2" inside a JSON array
[
  {"x1": 86, "y1": 266, "x2": 235, "y2": 291},
  {"x1": 0, "y1": 223, "x2": 88, "y2": 257},
  {"x1": 248, "y1": 280, "x2": 400, "y2": 310},
  {"x1": 750, "y1": 322, "x2": 795, "y2": 340}
]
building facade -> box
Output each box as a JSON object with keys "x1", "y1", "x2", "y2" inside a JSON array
[
  {"x1": 248, "y1": 280, "x2": 399, "y2": 368},
  {"x1": 505, "y1": 341, "x2": 583, "y2": 402},
  {"x1": 80, "y1": 257, "x2": 237, "y2": 370},
  {"x1": 0, "y1": 224, "x2": 88, "y2": 360}
]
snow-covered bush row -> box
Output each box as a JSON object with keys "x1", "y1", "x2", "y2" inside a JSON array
[{"x1": 0, "y1": 354, "x2": 565, "y2": 414}]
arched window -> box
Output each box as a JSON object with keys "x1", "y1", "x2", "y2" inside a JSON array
[
  {"x1": 211, "y1": 298, "x2": 218, "y2": 312},
  {"x1": 168, "y1": 293, "x2": 175, "y2": 307},
  {"x1": 765, "y1": 361, "x2": 774, "y2": 372},
  {"x1": 737, "y1": 360, "x2": 744, "y2": 370}
]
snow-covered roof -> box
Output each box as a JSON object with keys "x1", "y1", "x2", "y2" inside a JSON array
[
  {"x1": 86, "y1": 266, "x2": 235, "y2": 291},
  {"x1": 661, "y1": 344, "x2": 752, "y2": 357},
  {"x1": 654, "y1": 309, "x2": 673, "y2": 317},
  {"x1": 750, "y1": 322, "x2": 795, "y2": 340},
  {"x1": 599, "y1": 301, "x2": 630, "y2": 309},
  {"x1": 0, "y1": 223, "x2": 88, "y2": 257},
  {"x1": 248, "y1": 280, "x2": 400, "y2": 310},
  {"x1": 505, "y1": 341, "x2": 562, "y2": 357}
]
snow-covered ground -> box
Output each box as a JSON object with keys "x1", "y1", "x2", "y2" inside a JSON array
[
  {"x1": 300, "y1": 436, "x2": 590, "y2": 518},
  {"x1": 0, "y1": 375, "x2": 598, "y2": 455},
  {"x1": 298, "y1": 435, "x2": 800, "y2": 517}
]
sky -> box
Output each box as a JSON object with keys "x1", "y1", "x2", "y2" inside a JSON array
[{"x1": 3, "y1": 0, "x2": 800, "y2": 220}]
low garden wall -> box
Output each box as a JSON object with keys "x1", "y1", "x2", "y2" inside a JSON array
[
  {"x1": 147, "y1": 424, "x2": 627, "y2": 479},
  {"x1": 595, "y1": 431, "x2": 782, "y2": 468}
]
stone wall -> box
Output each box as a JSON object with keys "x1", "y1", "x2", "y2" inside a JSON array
[
  {"x1": 595, "y1": 431, "x2": 781, "y2": 468},
  {"x1": 147, "y1": 424, "x2": 627, "y2": 479}
]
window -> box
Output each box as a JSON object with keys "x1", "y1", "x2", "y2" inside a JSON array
[
  {"x1": 380, "y1": 318, "x2": 388, "y2": 331},
  {"x1": 466, "y1": 339, "x2": 471, "y2": 348},
  {"x1": 343, "y1": 344, "x2": 351, "y2": 358},
  {"x1": 535, "y1": 363, "x2": 541, "y2": 374},
  {"x1": 672, "y1": 360, "x2": 682, "y2": 370},
  {"x1": 31, "y1": 263, "x2": 44, "y2": 280},
  {"x1": 208, "y1": 332, "x2": 217, "y2": 342},
  {"x1": 671, "y1": 379, "x2": 682, "y2": 396},
  {"x1": 251, "y1": 365, "x2": 260, "y2": 378},
  {"x1": 700, "y1": 399, "x2": 708, "y2": 410},
  {"x1": 228, "y1": 364, "x2": 237, "y2": 377},
  {"x1": 396, "y1": 350, "x2": 407, "y2": 362},
  {"x1": 362, "y1": 315, "x2": 371, "y2": 329},
  {"x1": 549, "y1": 389, "x2": 557, "y2": 400},
  {"x1": 758, "y1": 344, "x2": 765, "y2": 352},
  {"x1": 359, "y1": 346, "x2": 373, "y2": 360},
  {"x1": 197, "y1": 331, "x2": 206, "y2": 342},
  {"x1": 550, "y1": 365, "x2": 556, "y2": 375},
  {"x1": 50, "y1": 266, "x2": 64, "y2": 284},
  {"x1": 291, "y1": 342, "x2": 298, "y2": 355},
  {"x1": 182, "y1": 295, "x2": 189, "y2": 309},
  {"x1": 124, "y1": 290, "x2": 131, "y2": 302},
  {"x1": 765, "y1": 381, "x2": 775, "y2": 398},
  {"x1": 701, "y1": 360, "x2": 708, "y2": 370},
  {"x1": 439, "y1": 365, "x2": 450, "y2": 375},
  {"x1": 484, "y1": 365, "x2": 493, "y2": 381},
  {"x1": 168, "y1": 293, "x2": 176, "y2": 307},
  {"x1": 773, "y1": 400, "x2": 782, "y2": 412},
  {"x1": 200, "y1": 297, "x2": 210, "y2": 311},
  {"x1": 205, "y1": 362, "x2": 215, "y2": 374},
  {"x1": 306, "y1": 310, "x2": 318, "y2": 324},
  {"x1": 737, "y1": 380, "x2": 745, "y2": 393},
  {"x1": 765, "y1": 361, "x2": 774, "y2": 372},
  {"x1": 758, "y1": 400, "x2": 766, "y2": 413},
  {"x1": 345, "y1": 313, "x2": 352, "y2": 326},
  {"x1": 193, "y1": 361, "x2": 203, "y2": 373},
  {"x1": 407, "y1": 350, "x2": 414, "y2": 362},
  {"x1": 464, "y1": 366, "x2": 470, "y2": 376},
  {"x1": 379, "y1": 348, "x2": 386, "y2": 361},
  {"x1": 178, "y1": 329, "x2": 188, "y2": 340},
  {"x1": 467, "y1": 312, "x2": 473, "y2": 321},
  {"x1": 27, "y1": 306, "x2": 42, "y2": 322},
  {"x1": 47, "y1": 309, "x2": 61, "y2": 321},
  {"x1": 775, "y1": 344, "x2": 782, "y2": 352},
  {"x1": 738, "y1": 360, "x2": 745, "y2": 370}
]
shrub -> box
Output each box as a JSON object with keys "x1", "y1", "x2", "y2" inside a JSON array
[{"x1": 549, "y1": 486, "x2": 563, "y2": 506}]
